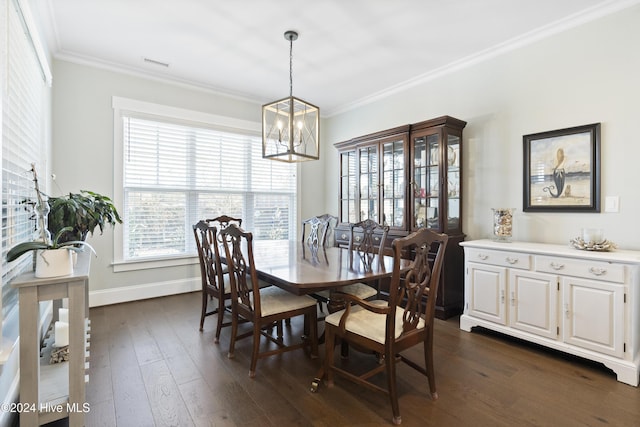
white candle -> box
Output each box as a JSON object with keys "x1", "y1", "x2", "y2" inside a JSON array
[
  {"x1": 55, "y1": 321, "x2": 69, "y2": 347},
  {"x1": 59, "y1": 308, "x2": 69, "y2": 323},
  {"x1": 582, "y1": 228, "x2": 604, "y2": 244}
]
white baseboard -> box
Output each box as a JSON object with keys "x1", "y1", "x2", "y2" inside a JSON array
[{"x1": 89, "y1": 278, "x2": 200, "y2": 307}]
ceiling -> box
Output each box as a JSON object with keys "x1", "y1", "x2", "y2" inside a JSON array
[{"x1": 36, "y1": 0, "x2": 636, "y2": 116}]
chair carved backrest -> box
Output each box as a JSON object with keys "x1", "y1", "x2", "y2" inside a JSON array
[
  {"x1": 348, "y1": 219, "x2": 389, "y2": 269},
  {"x1": 325, "y1": 227, "x2": 448, "y2": 424},
  {"x1": 220, "y1": 223, "x2": 261, "y2": 316},
  {"x1": 206, "y1": 215, "x2": 243, "y2": 243},
  {"x1": 302, "y1": 214, "x2": 337, "y2": 247},
  {"x1": 193, "y1": 220, "x2": 225, "y2": 294},
  {"x1": 390, "y1": 228, "x2": 448, "y2": 335}
]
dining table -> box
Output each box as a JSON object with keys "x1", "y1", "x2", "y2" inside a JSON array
[
  {"x1": 248, "y1": 240, "x2": 410, "y2": 295},
  {"x1": 239, "y1": 239, "x2": 413, "y2": 391}
]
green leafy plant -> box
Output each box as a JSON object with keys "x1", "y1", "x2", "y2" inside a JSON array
[
  {"x1": 6, "y1": 226, "x2": 95, "y2": 262},
  {"x1": 5, "y1": 165, "x2": 121, "y2": 264},
  {"x1": 47, "y1": 190, "x2": 122, "y2": 243}
]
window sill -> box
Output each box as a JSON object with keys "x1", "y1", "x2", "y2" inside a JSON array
[{"x1": 112, "y1": 255, "x2": 198, "y2": 272}]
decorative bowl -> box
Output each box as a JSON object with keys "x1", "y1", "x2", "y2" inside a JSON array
[{"x1": 569, "y1": 237, "x2": 616, "y2": 252}]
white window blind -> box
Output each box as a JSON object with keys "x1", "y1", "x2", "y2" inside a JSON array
[
  {"x1": 122, "y1": 116, "x2": 297, "y2": 260},
  {"x1": 1, "y1": 0, "x2": 48, "y2": 318}
]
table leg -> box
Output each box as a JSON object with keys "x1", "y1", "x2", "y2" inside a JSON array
[{"x1": 310, "y1": 289, "x2": 347, "y2": 392}]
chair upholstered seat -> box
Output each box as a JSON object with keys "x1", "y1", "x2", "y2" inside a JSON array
[
  {"x1": 249, "y1": 286, "x2": 317, "y2": 317},
  {"x1": 315, "y1": 282, "x2": 378, "y2": 301},
  {"x1": 325, "y1": 300, "x2": 425, "y2": 344}
]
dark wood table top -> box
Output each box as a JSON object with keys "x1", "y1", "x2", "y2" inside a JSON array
[{"x1": 247, "y1": 240, "x2": 410, "y2": 295}]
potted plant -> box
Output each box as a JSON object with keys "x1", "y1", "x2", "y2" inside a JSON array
[
  {"x1": 6, "y1": 226, "x2": 95, "y2": 277},
  {"x1": 47, "y1": 190, "x2": 122, "y2": 243},
  {"x1": 5, "y1": 165, "x2": 120, "y2": 278}
]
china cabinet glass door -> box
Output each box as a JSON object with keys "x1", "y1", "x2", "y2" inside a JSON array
[
  {"x1": 413, "y1": 133, "x2": 440, "y2": 230},
  {"x1": 446, "y1": 134, "x2": 461, "y2": 231},
  {"x1": 339, "y1": 151, "x2": 357, "y2": 223},
  {"x1": 411, "y1": 121, "x2": 464, "y2": 234},
  {"x1": 359, "y1": 146, "x2": 379, "y2": 223},
  {"x1": 337, "y1": 131, "x2": 407, "y2": 230},
  {"x1": 382, "y1": 139, "x2": 405, "y2": 228}
]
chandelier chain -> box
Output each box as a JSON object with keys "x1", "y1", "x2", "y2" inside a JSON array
[{"x1": 289, "y1": 36, "x2": 293, "y2": 97}]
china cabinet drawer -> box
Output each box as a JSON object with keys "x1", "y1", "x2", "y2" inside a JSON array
[
  {"x1": 535, "y1": 256, "x2": 625, "y2": 284},
  {"x1": 466, "y1": 248, "x2": 531, "y2": 270}
]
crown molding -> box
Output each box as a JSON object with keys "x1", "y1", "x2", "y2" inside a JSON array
[
  {"x1": 325, "y1": 0, "x2": 640, "y2": 117},
  {"x1": 55, "y1": 50, "x2": 264, "y2": 106}
]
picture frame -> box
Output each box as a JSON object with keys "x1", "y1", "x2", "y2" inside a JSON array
[{"x1": 523, "y1": 123, "x2": 601, "y2": 212}]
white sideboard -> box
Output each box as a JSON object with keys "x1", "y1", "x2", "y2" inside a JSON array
[{"x1": 460, "y1": 239, "x2": 640, "y2": 386}]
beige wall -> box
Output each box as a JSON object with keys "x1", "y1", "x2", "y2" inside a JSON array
[
  {"x1": 51, "y1": 60, "x2": 325, "y2": 301},
  {"x1": 50, "y1": 4, "x2": 640, "y2": 304},
  {"x1": 324, "y1": 4, "x2": 640, "y2": 250}
]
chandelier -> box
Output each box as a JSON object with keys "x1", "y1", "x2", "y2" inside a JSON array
[{"x1": 262, "y1": 30, "x2": 319, "y2": 162}]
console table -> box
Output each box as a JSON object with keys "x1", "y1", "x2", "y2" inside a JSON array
[
  {"x1": 460, "y1": 240, "x2": 639, "y2": 386},
  {"x1": 12, "y1": 250, "x2": 91, "y2": 426}
]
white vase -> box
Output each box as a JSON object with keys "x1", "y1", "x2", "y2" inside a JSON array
[{"x1": 35, "y1": 248, "x2": 74, "y2": 278}]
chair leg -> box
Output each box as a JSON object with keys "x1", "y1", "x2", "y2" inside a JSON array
[
  {"x1": 199, "y1": 291, "x2": 207, "y2": 331},
  {"x1": 214, "y1": 295, "x2": 224, "y2": 344},
  {"x1": 424, "y1": 329, "x2": 438, "y2": 400},
  {"x1": 324, "y1": 326, "x2": 336, "y2": 387},
  {"x1": 277, "y1": 320, "x2": 284, "y2": 339},
  {"x1": 386, "y1": 349, "x2": 401, "y2": 425},
  {"x1": 308, "y1": 311, "x2": 318, "y2": 359},
  {"x1": 303, "y1": 313, "x2": 310, "y2": 338},
  {"x1": 249, "y1": 323, "x2": 261, "y2": 378},
  {"x1": 340, "y1": 340, "x2": 350, "y2": 359},
  {"x1": 227, "y1": 308, "x2": 238, "y2": 359}
]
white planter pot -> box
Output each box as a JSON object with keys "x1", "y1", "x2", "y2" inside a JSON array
[{"x1": 35, "y1": 248, "x2": 74, "y2": 278}]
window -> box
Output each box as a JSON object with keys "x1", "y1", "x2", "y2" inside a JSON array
[
  {"x1": 115, "y1": 99, "x2": 297, "y2": 264},
  {"x1": 1, "y1": 0, "x2": 51, "y2": 320}
]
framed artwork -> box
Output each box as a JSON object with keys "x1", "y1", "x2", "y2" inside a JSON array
[{"x1": 523, "y1": 123, "x2": 601, "y2": 212}]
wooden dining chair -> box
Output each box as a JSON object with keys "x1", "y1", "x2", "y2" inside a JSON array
[
  {"x1": 301, "y1": 213, "x2": 337, "y2": 247},
  {"x1": 206, "y1": 215, "x2": 242, "y2": 262},
  {"x1": 205, "y1": 214, "x2": 242, "y2": 236},
  {"x1": 345, "y1": 218, "x2": 390, "y2": 300},
  {"x1": 192, "y1": 220, "x2": 231, "y2": 343},
  {"x1": 221, "y1": 223, "x2": 319, "y2": 378},
  {"x1": 323, "y1": 228, "x2": 448, "y2": 425}
]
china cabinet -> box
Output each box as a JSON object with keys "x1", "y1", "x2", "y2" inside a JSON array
[
  {"x1": 460, "y1": 240, "x2": 639, "y2": 386},
  {"x1": 334, "y1": 116, "x2": 466, "y2": 318}
]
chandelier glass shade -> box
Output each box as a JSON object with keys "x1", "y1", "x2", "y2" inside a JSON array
[{"x1": 262, "y1": 31, "x2": 319, "y2": 162}]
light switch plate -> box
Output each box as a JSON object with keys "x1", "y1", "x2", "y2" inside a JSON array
[{"x1": 605, "y1": 196, "x2": 619, "y2": 212}]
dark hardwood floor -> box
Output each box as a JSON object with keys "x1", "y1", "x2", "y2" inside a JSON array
[{"x1": 60, "y1": 292, "x2": 640, "y2": 426}]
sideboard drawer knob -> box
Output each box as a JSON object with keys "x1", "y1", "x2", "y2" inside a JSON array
[{"x1": 589, "y1": 267, "x2": 607, "y2": 276}]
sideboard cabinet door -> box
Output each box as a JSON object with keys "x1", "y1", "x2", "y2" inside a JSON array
[
  {"x1": 465, "y1": 262, "x2": 507, "y2": 325},
  {"x1": 562, "y1": 277, "x2": 625, "y2": 358}
]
